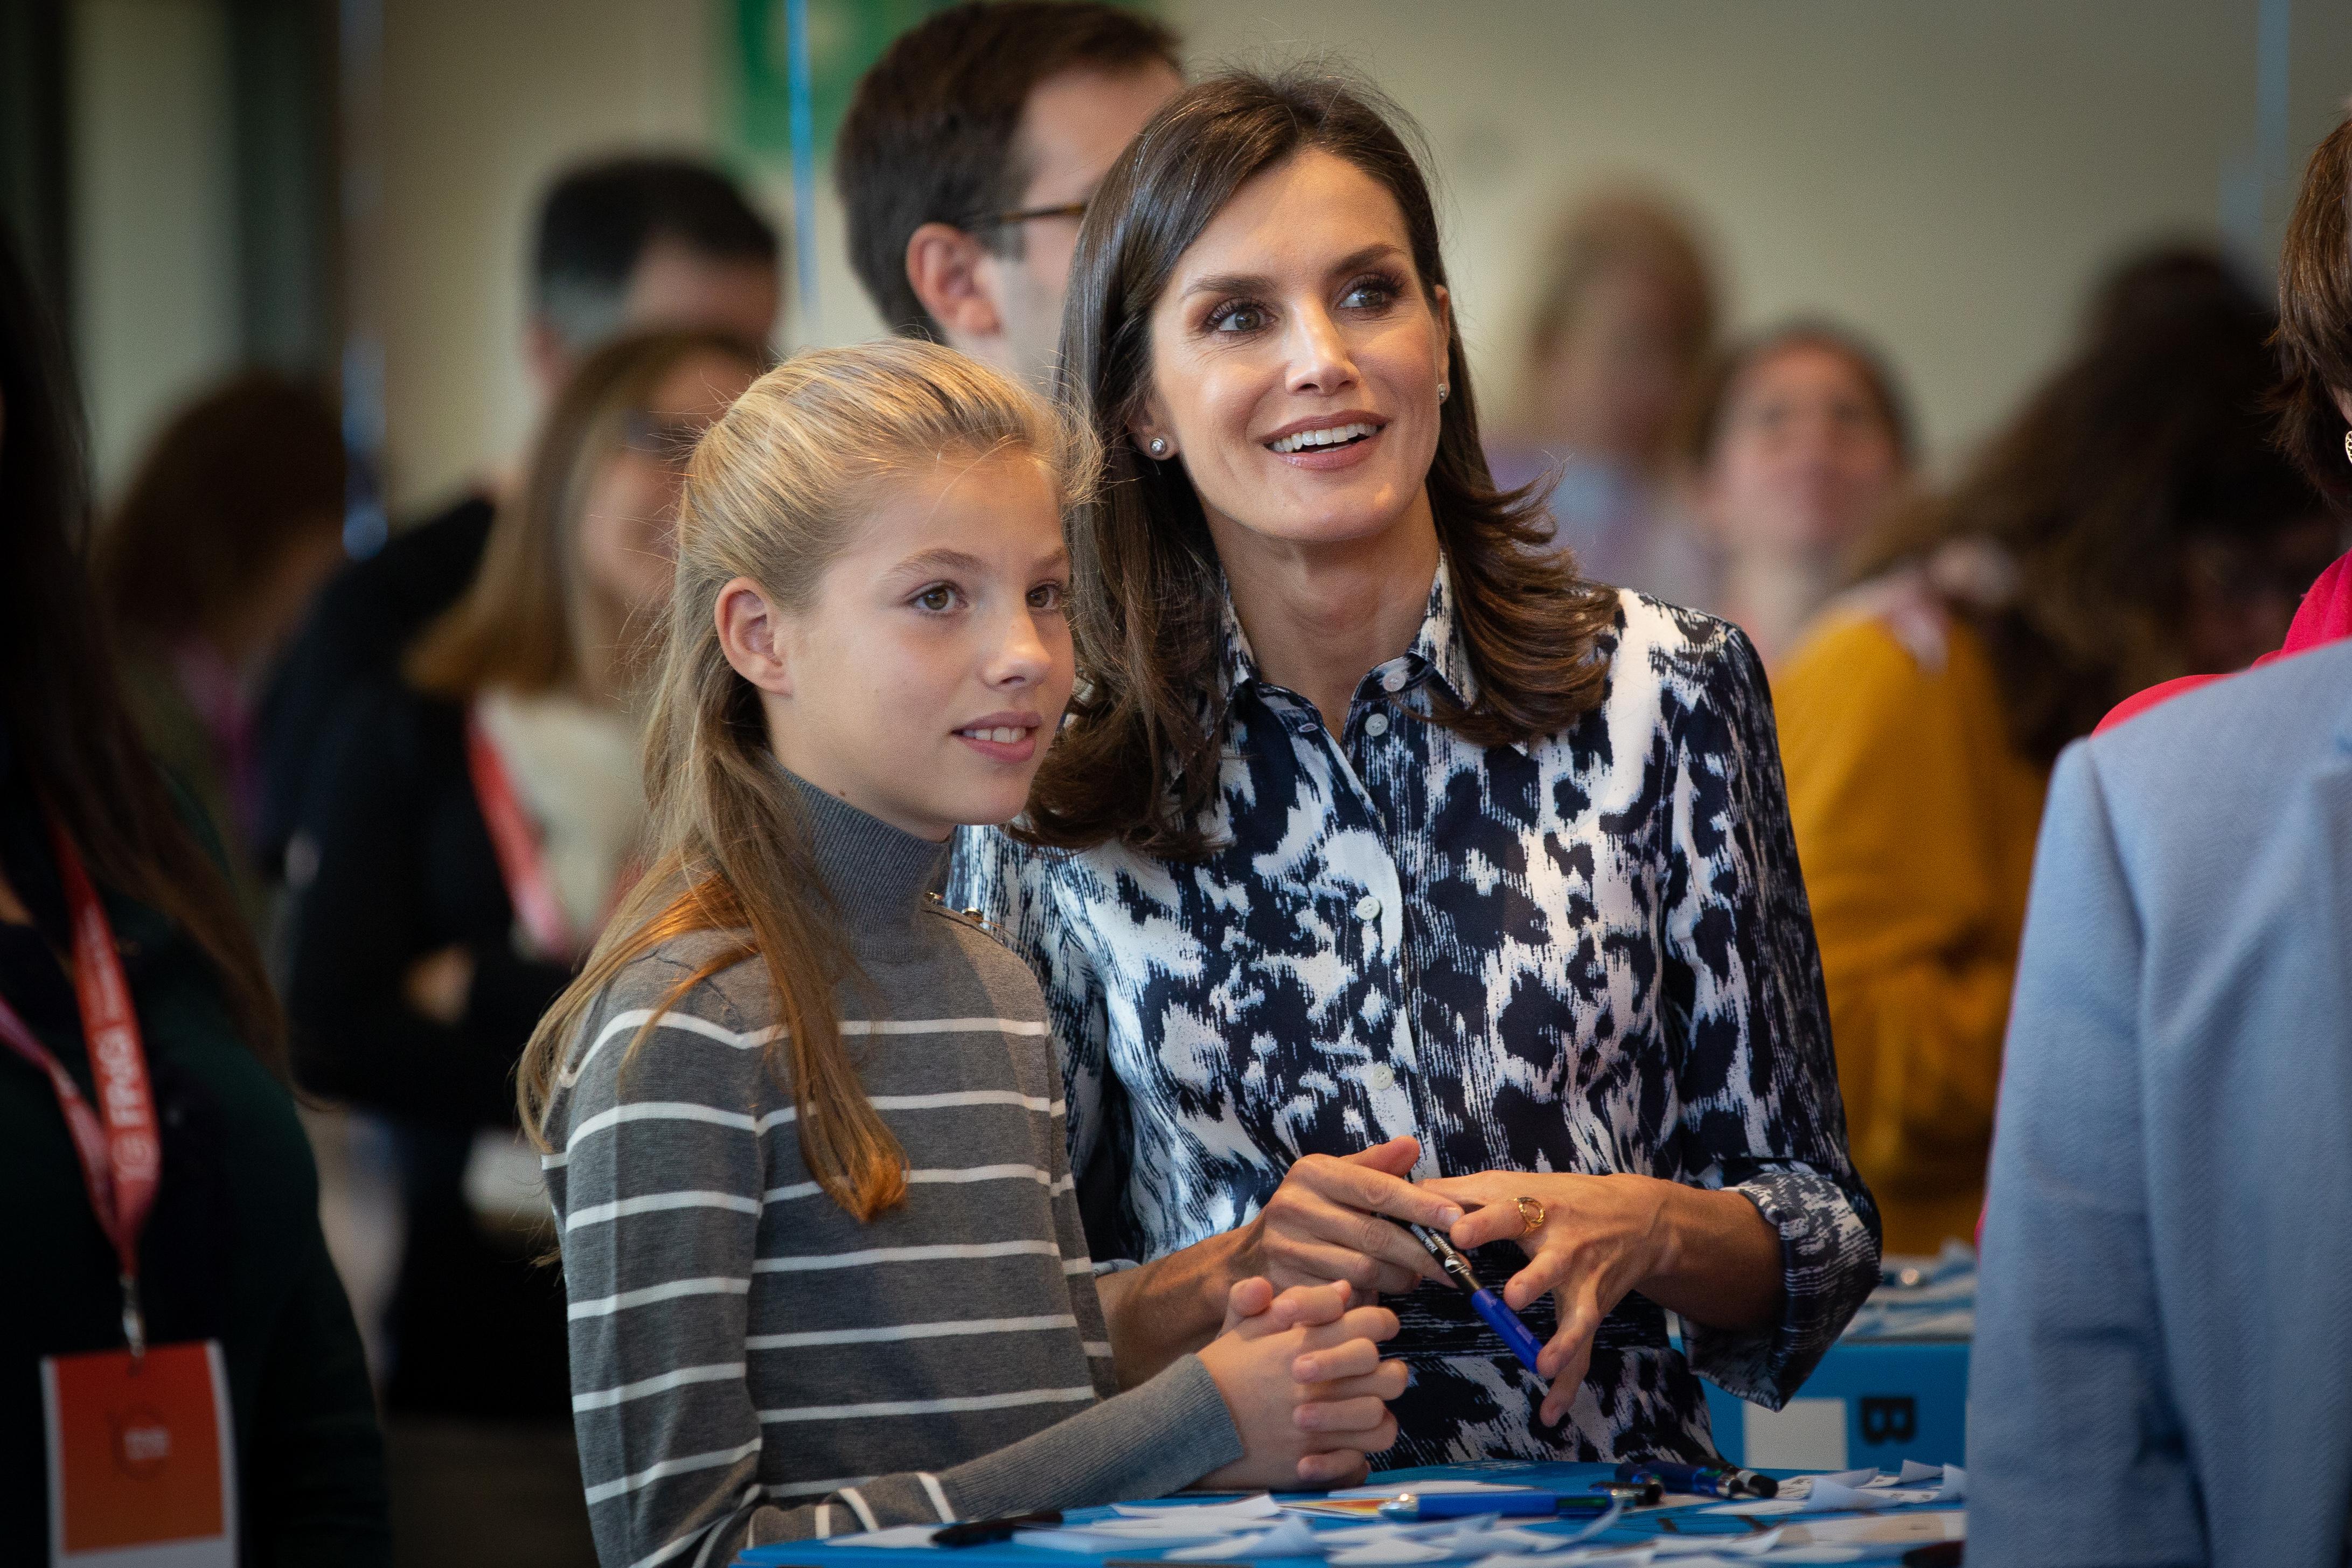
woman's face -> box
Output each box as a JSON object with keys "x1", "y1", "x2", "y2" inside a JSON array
[
  {"x1": 577, "y1": 349, "x2": 759, "y2": 617},
  {"x1": 1132, "y1": 148, "x2": 1451, "y2": 557},
  {"x1": 1701, "y1": 342, "x2": 1906, "y2": 558}
]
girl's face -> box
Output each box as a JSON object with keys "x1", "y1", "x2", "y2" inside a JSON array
[
  {"x1": 1131, "y1": 148, "x2": 1451, "y2": 559},
  {"x1": 578, "y1": 349, "x2": 760, "y2": 617},
  {"x1": 1701, "y1": 343, "x2": 1905, "y2": 557},
  {"x1": 760, "y1": 451, "x2": 1074, "y2": 842}
]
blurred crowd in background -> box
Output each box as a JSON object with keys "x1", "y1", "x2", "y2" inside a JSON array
[{"x1": 5, "y1": 2, "x2": 2350, "y2": 1565}]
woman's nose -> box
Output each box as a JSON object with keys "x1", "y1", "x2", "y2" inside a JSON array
[{"x1": 1285, "y1": 304, "x2": 1356, "y2": 395}]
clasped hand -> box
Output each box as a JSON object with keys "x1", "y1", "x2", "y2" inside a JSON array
[{"x1": 1195, "y1": 1278, "x2": 1407, "y2": 1488}]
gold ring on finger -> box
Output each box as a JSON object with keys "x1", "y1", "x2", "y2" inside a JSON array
[{"x1": 1515, "y1": 1195, "x2": 1547, "y2": 1236}]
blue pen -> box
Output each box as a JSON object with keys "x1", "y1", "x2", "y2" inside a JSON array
[{"x1": 1406, "y1": 1222, "x2": 1549, "y2": 1381}]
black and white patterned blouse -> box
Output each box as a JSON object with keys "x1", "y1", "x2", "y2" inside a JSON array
[{"x1": 948, "y1": 568, "x2": 1880, "y2": 1464}]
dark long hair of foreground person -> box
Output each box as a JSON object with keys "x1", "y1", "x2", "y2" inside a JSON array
[{"x1": 0, "y1": 234, "x2": 282, "y2": 1070}]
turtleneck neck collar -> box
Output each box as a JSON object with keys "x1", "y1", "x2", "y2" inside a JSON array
[{"x1": 780, "y1": 768, "x2": 949, "y2": 961}]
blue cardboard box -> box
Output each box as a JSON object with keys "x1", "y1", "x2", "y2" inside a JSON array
[{"x1": 1703, "y1": 1337, "x2": 1968, "y2": 1472}]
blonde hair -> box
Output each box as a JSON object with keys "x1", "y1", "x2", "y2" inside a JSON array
[
  {"x1": 409, "y1": 327, "x2": 766, "y2": 700},
  {"x1": 517, "y1": 338, "x2": 1098, "y2": 1221}
]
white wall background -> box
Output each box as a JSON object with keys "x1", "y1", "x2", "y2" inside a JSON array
[
  {"x1": 65, "y1": 2, "x2": 2352, "y2": 514},
  {"x1": 69, "y1": 0, "x2": 240, "y2": 497}
]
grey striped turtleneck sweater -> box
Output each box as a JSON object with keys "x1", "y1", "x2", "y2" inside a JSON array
[{"x1": 543, "y1": 773, "x2": 1242, "y2": 1568}]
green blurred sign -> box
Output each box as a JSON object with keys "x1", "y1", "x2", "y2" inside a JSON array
[
  {"x1": 728, "y1": 0, "x2": 959, "y2": 166},
  {"x1": 725, "y1": 0, "x2": 1160, "y2": 166}
]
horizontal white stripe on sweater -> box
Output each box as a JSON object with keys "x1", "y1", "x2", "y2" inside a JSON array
[
  {"x1": 554, "y1": 1089, "x2": 1065, "y2": 1167},
  {"x1": 561, "y1": 1007, "x2": 1047, "y2": 1093},
  {"x1": 753, "y1": 1239, "x2": 1077, "y2": 1274},
  {"x1": 1084, "y1": 1341, "x2": 1114, "y2": 1359},
  {"x1": 745, "y1": 1313, "x2": 1078, "y2": 1350},
  {"x1": 763, "y1": 1163, "x2": 1073, "y2": 1203},
  {"x1": 766, "y1": 1473, "x2": 876, "y2": 1500},
  {"x1": 572, "y1": 1361, "x2": 747, "y2": 1412},
  {"x1": 583, "y1": 1438, "x2": 762, "y2": 1505},
  {"x1": 757, "y1": 1385, "x2": 1097, "y2": 1424},
  {"x1": 568, "y1": 1276, "x2": 751, "y2": 1320},
  {"x1": 567, "y1": 1190, "x2": 762, "y2": 1230}
]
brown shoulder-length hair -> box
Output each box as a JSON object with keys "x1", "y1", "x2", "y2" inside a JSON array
[
  {"x1": 2277, "y1": 106, "x2": 2352, "y2": 511},
  {"x1": 1849, "y1": 246, "x2": 2322, "y2": 764},
  {"x1": 97, "y1": 370, "x2": 344, "y2": 649},
  {"x1": 408, "y1": 327, "x2": 765, "y2": 700},
  {"x1": 1025, "y1": 69, "x2": 1619, "y2": 859}
]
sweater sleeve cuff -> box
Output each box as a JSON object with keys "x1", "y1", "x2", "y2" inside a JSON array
[
  {"x1": 1685, "y1": 1169, "x2": 1881, "y2": 1409},
  {"x1": 937, "y1": 1353, "x2": 1244, "y2": 1522}
]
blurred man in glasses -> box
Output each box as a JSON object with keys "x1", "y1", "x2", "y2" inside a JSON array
[{"x1": 837, "y1": 1, "x2": 1182, "y2": 388}]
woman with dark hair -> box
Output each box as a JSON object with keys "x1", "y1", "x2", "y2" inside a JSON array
[
  {"x1": 1686, "y1": 319, "x2": 1915, "y2": 666},
  {"x1": 283, "y1": 329, "x2": 759, "y2": 1565},
  {"x1": 0, "y1": 229, "x2": 388, "y2": 1556},
  {"x1": 1773, "y1": 246, "x2": 2336, "y2": 1256},
  {"x1": 96, "y1": 370, "x2": 347, "y2": 917},
  {"x1": 949, "y1": 71, "x2": 1878, "y2": 1465}
]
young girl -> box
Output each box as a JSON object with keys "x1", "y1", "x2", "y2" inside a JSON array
[{"x1": 518, "y1": 340, "x2": 1406, "y2": 1568}]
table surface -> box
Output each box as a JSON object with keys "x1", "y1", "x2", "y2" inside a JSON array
[{"x1": 735, "y1": 1460, "x2": 1965, "y2": 1568}]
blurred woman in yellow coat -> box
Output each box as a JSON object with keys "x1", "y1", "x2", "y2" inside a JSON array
[{"x1": 1774, "y1": 249, "x2": 2339, "y2": 1253}]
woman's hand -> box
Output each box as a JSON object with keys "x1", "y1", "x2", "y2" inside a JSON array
[
  {"x1": 1421, "y1": 1170, "x2": 1783, "y2": 1427},
  {"x1": 1231, "y1": 1136, "x2": 1465, "y2": 1296},
  {"x1": 1197, "y1": 1279, "x2": 1408, "y2": 1488}
]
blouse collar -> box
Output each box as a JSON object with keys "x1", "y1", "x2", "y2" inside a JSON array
[{"x1": 1215, "y1": 559, "x2": 1495, "y2": 735}]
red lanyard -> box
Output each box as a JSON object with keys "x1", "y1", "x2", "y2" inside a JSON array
[
  {"x1": 464, "y1": 710, "x2": 580, "y2": 961},
  {"x1": 0, "y1": 813, "x2": 160, "y2": 1356}
]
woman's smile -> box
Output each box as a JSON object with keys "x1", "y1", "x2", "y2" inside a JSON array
[{"x1": 1265, "y1": 411, "x2": 1389, "y2": 470}]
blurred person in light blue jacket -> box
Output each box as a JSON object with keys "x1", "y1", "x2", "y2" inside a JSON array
[{"x1": 1968, "y1": 106, "x2": 2352, "y2": 1568}]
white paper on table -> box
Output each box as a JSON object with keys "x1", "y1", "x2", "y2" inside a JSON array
[
  {"x1": 1890, "y1": 1461, "x2": 1943, "y2": 1487},
  {"x1": 1698, "y1": 1500, "x2": 1804, "y2": 1518},
  {"x1": 1796, "y1": 1481, "x2": 1892, "y2": 1512},
  {"x1": 1111, "y1": 1494, "x2": 1282, "y2": 1523},
  {"x1": 1020, "y1": 1529, "x2": 1165, "y2": 1553},
  {"x1": 1935, "y1": 1465, "x2": 1966, "y2": 1503},
  {"x1": 824, "y1": 1525, "x2": 955, "y2": 1548},
  {"x1": 1773, "y1": 1469, "x2": 1874, "y2": 1502},
  {"x1": 1327, "y1": 1538, "x2": 1458, "y2": 1564},
  {"x1": 1753, "y1": 1547, "x2": 1867, "y2": 1564},
  {"x1": 1163, "y1": 1518, "x2": 1321, "y2": 1561}
]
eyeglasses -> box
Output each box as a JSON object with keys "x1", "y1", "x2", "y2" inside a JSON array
[{"x1": 962, "y1": 198, "x2": 1089, "y2": 232}]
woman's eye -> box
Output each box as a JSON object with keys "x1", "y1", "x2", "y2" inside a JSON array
[
  {"x1": 1341, "y1": 277, "x2": 1397, "y2": 311},
  {"x1": 1208, "y1": 302, "x2": 1268, "y2": 334},
  {"x1": 914, "y1": 585, "x2": 962, "y2": 613},
  {"x1": 1028, "y1": 582, "x2": 1067, "y2": 612}
]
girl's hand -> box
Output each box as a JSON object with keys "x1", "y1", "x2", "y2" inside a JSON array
[
  {"x1": 1198, "y1": 1279, "x2": 1407, "y2": 1488},
  {"x1": 1417, "y1": 1170, "x2": 1676, "y2": 1426},
  {"x1": 1230, "y1": 1137, "x2": 1464, "y2": 1297}
]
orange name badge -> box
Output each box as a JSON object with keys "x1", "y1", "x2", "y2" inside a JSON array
[{"x1": 40, "y1": 1341, "x2": 236, "y2": 1566}]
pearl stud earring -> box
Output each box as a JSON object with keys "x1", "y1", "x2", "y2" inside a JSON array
[
  {"x1": 1148, "y1": 437, "x2": 1169, "y2": 457},
  {"x1": 1437, "y1": 384, "x2": 1450, "y2": 403}
]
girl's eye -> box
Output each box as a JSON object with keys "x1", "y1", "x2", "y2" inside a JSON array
[
  {"x1": 1028, "y1": 582, "x2": 1067, "y2": 612},
  {"x1": 913, "y1": 584, "x2": 962, "y2": 614},
  {"x1": 1207, "y1": 301, "x2": 1268, "y2": 334}
]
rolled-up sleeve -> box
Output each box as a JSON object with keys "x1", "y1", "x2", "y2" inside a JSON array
[{"x1": 1664, "y1": 628, "x2": 1882, "y2": 1406}]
